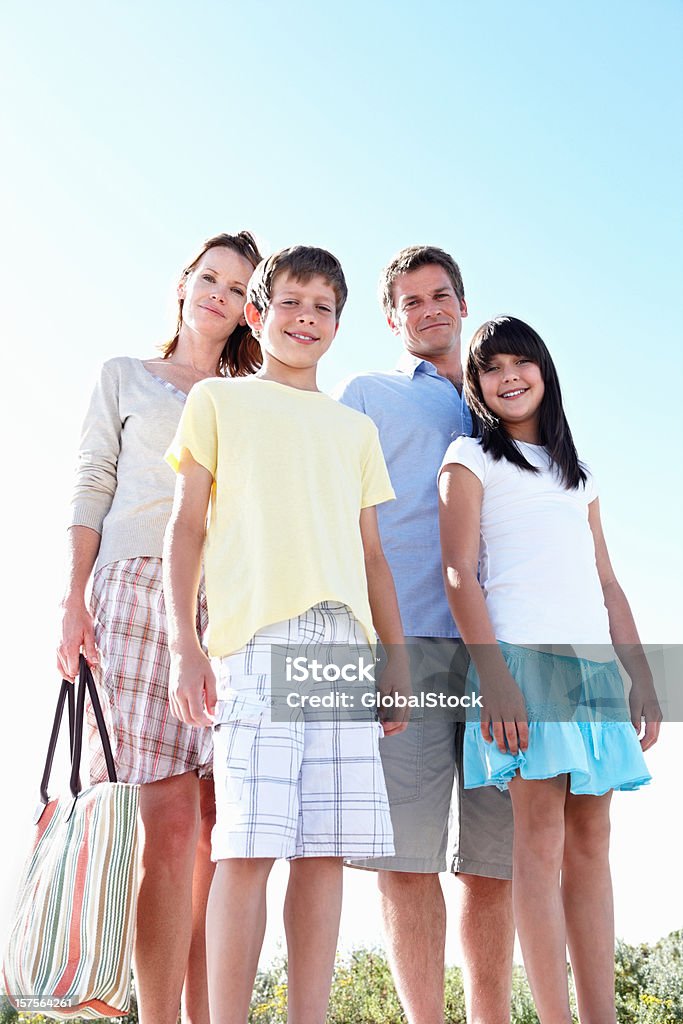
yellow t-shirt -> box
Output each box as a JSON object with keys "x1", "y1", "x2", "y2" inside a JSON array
[{"x1": 166, "y1": 377, "x2": 395, "y2": 656}]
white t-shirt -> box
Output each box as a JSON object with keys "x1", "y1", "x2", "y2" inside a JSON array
[{"x1": 439, "y1": 436, "x2": 611, "y2": 647}]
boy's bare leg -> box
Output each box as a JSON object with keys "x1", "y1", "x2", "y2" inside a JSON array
[
  {"x1": 508, "y1": 775, "x2": 573, "y2": 1023},
  {"x1": 181, "y1": 777, "x2": 216, "y2": 1024},
  {"x1": 206, "y1": 858, "x2": 275, "y2": 1024},
  {"x1": 562, "y1": 791, "x2": 617, "y2": 1024},
  {"x1": 135, "y1": 772, "x2": 200, "y2": 1024},
  {"x1": 284, "y1": 857, "x2": 343, "y2": 1024},
  {"x1": 454, "y1": 873, "x2": 514, "y2": 1024},
  {"x1": 378, "y1": 871, "x2": 446, "y2": 1024}
]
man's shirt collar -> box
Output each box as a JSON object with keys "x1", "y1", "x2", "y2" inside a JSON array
[{"x1": 395, "y1": 351, "x2": 439, "y2": 379}]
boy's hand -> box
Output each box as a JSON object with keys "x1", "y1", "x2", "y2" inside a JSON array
[
  {"x1": 169, "y1": 646, "x2": 216, "y2": 727},
  {"x1": 629, "y1": 674, "x2": 662, "y2": 751},
  {"x1": 376, "y1": 652, "x2": 411, "y2": 736},
  {"x1": 480, "y1": 671, "x2": 529, "y2": 755}
]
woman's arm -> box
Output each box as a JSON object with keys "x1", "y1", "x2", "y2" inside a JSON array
[
  {"x1": 438, "y1": 464, "x2": 528, "y2": 754},
  {"x1": 588, "y1": 498, "x2": 661, "y2": 750},
  {"x1": 163, "y1": 448, "x2": 215, "y2": 727},
  {"x1": 359, "y1": 505, "x2": 409, "y2": 735},
  {"x1": 57, "y1": 526, "x2": 102, "y2": 679}
]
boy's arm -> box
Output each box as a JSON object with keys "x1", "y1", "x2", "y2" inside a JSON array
[
  {"x1": 438, "y1": 464, "x2": 528, "y2": 754},
  {"x1": 588, "y1": 498, "x2": 661, "y2": 750},
  {"x1": 360, "y1": 505, "x2": 409, "y2": 735},
  {"x1": 163, "y1": 449, "x2": 216, "y2": 727}
]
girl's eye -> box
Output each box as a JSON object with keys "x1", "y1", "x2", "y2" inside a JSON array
[{"x1": 481, "y1": 365, "x2": 496, "y2": 373}]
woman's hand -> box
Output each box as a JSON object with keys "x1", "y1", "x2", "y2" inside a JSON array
[
  {"x1": 480, "y1": 670, "x2": 529, "y2": 755},
  {"x1": 57, "y1": 597, "x2": 99, "y2": 681}
]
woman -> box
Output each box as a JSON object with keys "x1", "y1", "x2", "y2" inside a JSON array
[{"x1": 56, "y1": 230, "x2": 262, "y2": 1024}]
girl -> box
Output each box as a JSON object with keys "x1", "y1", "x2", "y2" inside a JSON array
[
  {"x1": 57, "y1": 231, "x2": 262, "y2": 1024},
  {"x1": 438, "y1": 316, "x2": 660, "y2": 1023}
]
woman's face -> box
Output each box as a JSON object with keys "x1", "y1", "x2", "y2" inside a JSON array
[{"x1": 179, "y1": 246, "x2": 254, "y2": 340}]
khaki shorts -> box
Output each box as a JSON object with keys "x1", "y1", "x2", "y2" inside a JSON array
[{"x1": 348, "y1": 638, "x2": 513, "y2": 879}]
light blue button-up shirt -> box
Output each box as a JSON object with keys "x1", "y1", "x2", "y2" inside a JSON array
[{"x1": 334, "y1": 352, "x2": 472, "y2": 638}]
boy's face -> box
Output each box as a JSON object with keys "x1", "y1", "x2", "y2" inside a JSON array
[
  {"x1": 247, "y1": 272, "x2": 339, "y2": 370},
  {"x1": 388, "y1": 263, "x2": 467, "y2": 361}
]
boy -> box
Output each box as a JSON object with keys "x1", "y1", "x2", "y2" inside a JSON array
[{"x1": 163, "y1": 246, "x2": 409, "y2": 1024}]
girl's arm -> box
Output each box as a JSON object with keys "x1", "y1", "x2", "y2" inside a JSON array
[
  {"x1": 360, "y1": 505, "x2": 409, "y2": 735},
  {"x1": 438, "y1": 464, "x2": 528, "y2": 754},
  {"x1": 588, "y1": 498, "x2": 661, "y2": 750},
  {"x1": 163, "y1": 449, "x2": 215, "y2": 727}
]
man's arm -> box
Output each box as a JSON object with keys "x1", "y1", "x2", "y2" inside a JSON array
[
  {"x1": 163, "y1": 449, "x2": 215, "y2": 727},
  {"x1": 360, "y1": 505, "x2": 409, "y2": 735}
]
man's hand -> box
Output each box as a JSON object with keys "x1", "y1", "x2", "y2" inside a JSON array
[
  {"x1": 480, "y1": 671, "x2": 529, "y2": 755},
  {"x1": 169, "y1": 646, "x2": 216, "y2": 727},
  {"x1": 376, "y1": 651, "x2": 411, "y2": 736}
]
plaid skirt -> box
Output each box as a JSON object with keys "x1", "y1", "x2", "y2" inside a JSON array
[{"x1": 88, "y1": 557, "x2": 212, "y2": 785}]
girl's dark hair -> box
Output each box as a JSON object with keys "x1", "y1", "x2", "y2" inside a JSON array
[
  {"x1": 161, "y1": 231, "x2": 263, "y2": 376},
  {"x1": 464, "y1": 316, "x2": 587, "y2": 490}
]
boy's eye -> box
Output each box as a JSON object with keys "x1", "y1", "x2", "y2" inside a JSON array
[{"x1": 317, "y1": 305, "x2": 333, "y2": 314}]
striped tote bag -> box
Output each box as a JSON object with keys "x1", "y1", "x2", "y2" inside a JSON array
[{"x1": 3, "y1": 657, "x2": 139, "y2": 1019}]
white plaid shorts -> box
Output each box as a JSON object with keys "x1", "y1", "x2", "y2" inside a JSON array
[
  {"x1": 89, "y1": 557, "x2": 213, "y2": 784},
  {"x1": 211, "y1": 602, "x2": 394, "y2": 861}
]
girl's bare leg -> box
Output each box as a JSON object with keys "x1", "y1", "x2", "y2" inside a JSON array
[
  {"x1": 284, "y1": 857, "x2": 343, "y2": 1024},
  {"x1": 562, "y1": 791, "x2": 616, "y2": 1024},
  {"x1": 182, "y1": 777, "x2": 216, "y2": 1024},
  {"x1": 136, "y1": 772, "x2": 200, "y2": 1024},
  {"x1": 206, "y1": 858, "x2": 274, "y2": 1024},
  {"x1": 508, "y1": 775, "x2": 573, "y2": 1023}
]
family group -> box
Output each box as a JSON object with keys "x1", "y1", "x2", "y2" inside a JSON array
[{"x1": 57, "y1": 234, "x2": 660, "y2": 1024}]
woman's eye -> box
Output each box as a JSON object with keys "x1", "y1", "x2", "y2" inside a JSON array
[
  {"x1": 232, "y1": 288, "x2": 245, "y2": 296},
  {"x1": 202, "y1": 274, "x2": 216, "y2": 283}
]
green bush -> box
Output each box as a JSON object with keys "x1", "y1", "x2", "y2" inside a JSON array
[{"x1": 1, "y1": 930, "x2": 681, "y2": 1024}]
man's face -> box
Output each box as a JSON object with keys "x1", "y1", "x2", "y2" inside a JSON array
[{"x1": 388, "y1": 264, "x2": 467, "y2": 361}]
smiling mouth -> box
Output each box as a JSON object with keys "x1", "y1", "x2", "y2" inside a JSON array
[
  {"x1": 285, "y1": 331, "x2": 319, "y2": 344},
  {"x1": 499, "y1": 388, "x2": 529, "y2": 399},
  {"x1": 420, "y1": 322, "x2": 450, "y2": 331},
  {"x1": 200, "y1": 304, "x2": 225, "y2": 318}
]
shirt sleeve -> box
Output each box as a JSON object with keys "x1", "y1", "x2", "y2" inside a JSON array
[
  {"x1": 582, "y1": 463, "x2": 599, "y2": 503},
  {"x1": 438, "y1": 436, "x2": 487, "y2": 485},
  {"x1": 332, "y1": 375, "x2": 366, "y2": 414},
  {"x1": 360, "y1": 420, "x2": 395, "y2": 508},
  {"x1": 165, "y1": 381, "x2": 218, "y2": 477},
  {"x1": 69, "y1": 360, "x2": 122, "y2": 534}
]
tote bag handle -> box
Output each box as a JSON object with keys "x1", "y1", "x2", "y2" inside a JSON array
[{"x1": 38, "y1": 654, "x2": 118, "y2": 812}]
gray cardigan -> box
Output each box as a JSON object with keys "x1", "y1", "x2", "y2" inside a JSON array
[{"x1": 70, "y1": 357, "x2": 187, "y2": 572}]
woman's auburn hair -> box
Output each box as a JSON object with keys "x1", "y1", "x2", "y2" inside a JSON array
[
  {"x1": 464, "y1": 315, "x2": 587, "y2": 490},
  {"x1": 161, "y1": 231, "x2": 263, "y2": 377}
]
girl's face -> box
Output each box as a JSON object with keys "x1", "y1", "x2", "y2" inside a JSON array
[
  {"x1": 478, "y1": 352, "x2": 545, "y2": 440},
  {"x1": 178, "y1": 247, "x2": 254, "y2": 341}
]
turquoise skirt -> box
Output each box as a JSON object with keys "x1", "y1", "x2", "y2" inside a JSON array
[{"x1": 464, "y1": 643, "x2": 652, "y2": 795}]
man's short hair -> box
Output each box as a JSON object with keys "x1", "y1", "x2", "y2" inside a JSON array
[
  {"x1": 379, "y1": 245, "x2": 465, "y2": 316},
  {"x1": 248, "y1": 245, "x2": 348, "y2": 322}
]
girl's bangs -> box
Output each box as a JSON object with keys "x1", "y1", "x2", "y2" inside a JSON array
[{"x1": 469, "y1": 318, "x2": 546, "y2": 370}]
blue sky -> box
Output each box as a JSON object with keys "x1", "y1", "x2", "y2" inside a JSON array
[{"x1": 2, "y1": 0, "x2": 681, "y2": 960}]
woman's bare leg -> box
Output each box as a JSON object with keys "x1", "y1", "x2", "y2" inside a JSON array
[
  {"x1": 562, "y1": 791, "x2": 616, "y2": 1024},
  {"x1": 508, "y1": 775, "x2": 573, "y2": 1023},
  {"x1": 181, "y1": 777, "x2": 216, "y2": 1024},
  {"x1": 284, "y1": 857, "x2": 343, "y2": 1024},
  {"x1": 135, "y1": 771, "x2": 200, "y2": 1024},
  {"x1": 206, "y1": 858, "x2": 274, "y2": 1024}
]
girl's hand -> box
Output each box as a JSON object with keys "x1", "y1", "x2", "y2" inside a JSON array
[
  {"x1": 629, "y1": 676, "x2": 662, "y2": 751},
  {"x1": 57, "y1": 598, "x2": 99, "y2": 681},
  {"x1": 169, "y1": 646, "x2": 216, "y2": 728},
  {"x1": 480, "y1": 671, "x2": 529, "y2": 755}
]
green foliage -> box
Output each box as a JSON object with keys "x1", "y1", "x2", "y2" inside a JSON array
[{"x1": 1, "y1": 931, "x2": 681, "y2": 1023}]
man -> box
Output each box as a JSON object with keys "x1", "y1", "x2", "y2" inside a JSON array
[{"x1": 335, "y1": 246, "x2": 515, "y2": 1024}]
